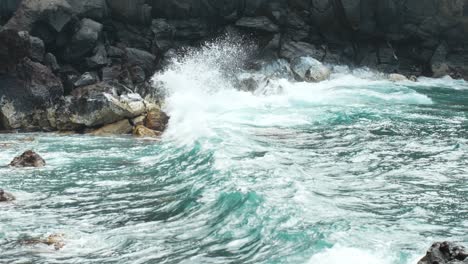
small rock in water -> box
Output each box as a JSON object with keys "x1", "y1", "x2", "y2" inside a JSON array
[
  {"x1": 418, "y1": 242, "x2": 468, "y2": 264},
  {"x1": 21, "y1": 234, "x2": 65, "y2": 250},
  {"x1": 133, "y1": 125, "x2": 161, "y2": 138},
  {"x1": 9, "y1": 150, "x2": 46, "y2": 167},
  {"x1": 0, "y1": 189, "x2": 15, "y2": 202}
]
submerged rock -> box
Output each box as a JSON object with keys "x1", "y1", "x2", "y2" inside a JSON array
[
  {"x1": 0, "y1": 189, "x2": 16, "y2": 202},
  {"x1": 418, "y1": 242, "x2": 468, "y2": 264},
  {"x1": 9, "y1": 150, "x2": 46, "y2": 167},
  {"x1": 290, "y1": 57, "x2": 330, "y2": 82},
  {"x1": 133, "y1": 125, "x2": 161, "y2": 137},
  {"x1": 21, "y1": 233, "x2": 65, "y2": 250}
]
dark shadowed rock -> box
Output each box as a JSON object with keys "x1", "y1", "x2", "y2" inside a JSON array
[
  {"x1": 64, "y1": 18, "x2": 103, "y2": 62},
  {"x1": 29, "y1": 36, "x2": 44, "y2": 62},
  {"x1": 44, "y1": 53, "x2": 60, "y2": 72},
  {"x1": 125, "y1": 48, "x2": 156, "y2": 75},
  {"x1": 107, "y1": 0, "x2": 152, "y2": 25},
  {"x1": 9, "y1": 150, "x2": 46, "y2": 167},
  {"x1": 73, "y1": 72, "x2": 98, "y2": 87},
  {"x1": 235, "y1": 17, "x2": 280, "y2": 33},
  {"x1": 280, "y1": 41, "x2": 326, "y2": 61},
  {"x1": 418, "y1": 242, "x2": 468, "y2": 264},
  {"x1": 0, "y1": 189, "x2": 16, "y2": 202}
]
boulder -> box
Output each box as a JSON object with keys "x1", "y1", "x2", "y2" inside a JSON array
[
  {"x1": 107, "y1": 0, "x2": 152, "y2": 25},
  {"x1": 290, "y1": 57, "x2": 331, "y2": 82},
  {"x1": 388, "y1": 73, "x2": 408, "y2": 82},
  {"x1": 144, "y1": 108, "x2": 169, "y2": 132},
  {"x1": 55, "y1": 82, "x2": 147, "y2": 130},
  {"x1": 0, "y1": 58, "x2": 63, "y2": 130},
  {"x1": 133, "y1": 125, "x2": 161, "y2": 137},
  {"x1": 29, "y1": 36, "x2": 44, "y2": 62},
  {"x1": 9, "y1": 150, "x2": 46, "y2": 167},
  {"x1": 0, "y1": 189, "x2": 16, "y2": 202},
  {"x1": 44, "y1": 53, "x2": 60, "y2": 72},
  {"x1": 90, "y1": 119, "x2": 133, "y2": 135},
  {"x1": 235, "y1": 16, "x2": 280, "y2": 33},
  {"x1": 63, "y1": 18, "x2": 103, "y2": 62},
  {"x1": 418, "y1": 242, "x2": 468, "y2": 264},
  {"x1": 280, "y1": 41, "x2": 326, "y2": 61},
  {"x1": 73, "y1": 72, "x2": 98, "y2": 87},
  {"x1": 125, "y1": 48, "x2": 156, "y2": 76},
  {"x1": 4, "y1": 0, "x2": 73, "y2": 32}
]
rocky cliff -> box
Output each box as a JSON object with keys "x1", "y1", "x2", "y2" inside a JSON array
[{"x1": 1, "y1": 0, "x2": 468, "y2": 131}]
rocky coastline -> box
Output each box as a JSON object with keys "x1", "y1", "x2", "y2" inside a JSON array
[{"x1": 0, "y1": 0, "x2": 467, "y2": 133}]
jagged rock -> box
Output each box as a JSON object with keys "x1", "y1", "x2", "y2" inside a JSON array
[
  {"x1": 85, "y1": 44, "x2": 108, "y2": 69},
  {"x1": 291, "y1": 57, "x2": 331, "y2": 82},
  {"x1": 63, "y1": 18, "x2": 103, "y2": 62},
  {"x1": 235, "y1": 16, "x2": 279, "y2": 33},
  {"x1": 44, "y1": 53, "x2": 60, "y2": 72},
  {"x1": 169, "y1": 19, "x2": 210, "y2": 40},
  {"x1": 73, "y1": 72, "x2": 98, "y2": 87},
  {"x1": 0, "y1": 189, "x2": 16, "y2": 202},
  {"x1": 280, "y1": 41, "x2": 326, "y2": 61},
  {"x1": 107, "y1": 0, "x2": 152, "y2": 25},
  {"x1": 4, "y1": 0, "x2": 73, "y2": 32},
  {"x1": 144, "y1": 108, "x2": 169, "y2": 132},
  {"x1": 68, "y1": 0, "x2": 108, "y2": 21},
  {"x1": 0, "y1": 58, "x2": 63, "y2": 130},
  {"x1": 55, "y1": 82, "x2": 147, "y2": 130},
  {"x1": 9, "y1": 150, "x2": 46, "y2": 167},
  {"x1": 133, "y1": 125, "x2": 161, "y2": 137},
  {"x1": 29, "y1": 36, "x2": 44, "y2": 62},
  {"x1": 0, "y1": 29, "x2": 31, "y2": 74},
  {"x1": 431, "y1": 44, "x2": 450, "y2": 78},
  {"x1": 151, "y1": 18, "x2": 175, "y2": 51},
  {"x1": 125, "y1": 48, "x2": 156, "y2": 75},
  {"x1": 418, "y1": 242, "x2": 468, "y2": 264},
  {"x1": 90, "y1": 119, "x2": 133, "y2": 135}
]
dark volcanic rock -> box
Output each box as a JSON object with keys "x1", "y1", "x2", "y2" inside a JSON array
[
  {"x1": 235, "y1": 17, "x2": 280, "y2": 33},
  {"x1": 63, "y1": 18, "x2": 103, "y2": 62},
  {"x1": 10, "y1": 150, "x2": 46, "y2": 167},
  {"x1": 418, "y1": 242, "x2": 468, "y2": 264}
]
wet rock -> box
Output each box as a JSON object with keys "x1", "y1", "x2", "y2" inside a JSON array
[
  {"x1": 291, "y1": 57, "x2": 331, "y2": 82},
  {"x1": 133, "y1": 125, "x2": 161, "y2": 137},
  {"x1": 56, "y1": 82, "x2": 147, "y2": 130},
  {"x1": 388, "y1": 73, "x2": 408, "y2": 82},
  {"x1": 144, "y1": 108, "x2": 169, "y2": 132},
  {"x1": 9, "y1": 150, "x2": 46, "y2": 167},
  {"x1": 63, "y1": 18, "x2": 103, "y2": 62},
  {"x1": 22, "y1": 233, "x2": 65, "y2": 250},
  {"x1": 418, "y1": 242, "x2": 468, "y2": 264},
  {"x1": 73, "y1": 72, "x2": 98, "y2": 88},
  {"x1": 235, "y1": 16, "x2": 279, "y2": 33},
  {"x1": 90, "y1": 119, "x2": 133, "y2": 136},
  {"x1": 0, "y1": 189, "x2": 16, "y2": 202},
  {"x1": 0, "y1": 57, "x2": 63, "y2": 130}
]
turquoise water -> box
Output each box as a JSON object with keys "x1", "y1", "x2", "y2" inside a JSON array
[{"x1": 0, "y1": 42, "x2": 467, "y2": 263}]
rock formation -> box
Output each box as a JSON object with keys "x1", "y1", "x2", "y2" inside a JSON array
[
  {"x1": 9, "y1": 150, "x2": 46, "y2": 167},
  {"x1": 418, "y1": 242, "x2": 468, "y2": 264},
  {"x1": 1, "y1": 0, "x2": 467, "y2": 132}
]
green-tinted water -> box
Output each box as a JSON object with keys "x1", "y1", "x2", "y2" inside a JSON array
[{"x1": 0, "y1": 42, "x2": 467, "y2": 263}]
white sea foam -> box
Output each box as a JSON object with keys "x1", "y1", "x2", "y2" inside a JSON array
[{"x1": 308, "y1": 246, "x2": 393, "y2": 264}]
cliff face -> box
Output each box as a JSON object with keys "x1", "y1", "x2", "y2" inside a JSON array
[{"x1": 0, "y1": 0, "x2": 467, "y2": 131}]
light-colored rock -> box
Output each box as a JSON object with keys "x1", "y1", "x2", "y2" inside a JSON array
[
  {"x1": 388, "y1": 73, "x2": 408, "y2": 82},
  {"x1": 90, "y1": 119, "x2": 132, "y2": 135},
  {"x1": 133, "y1": 125, "x2": 161, "y2": 137},
  {"x1": 291, "y1": 56, "x2": 331, "y2": 82}
]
